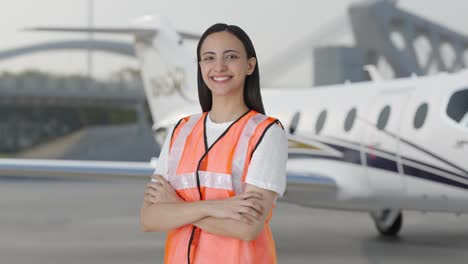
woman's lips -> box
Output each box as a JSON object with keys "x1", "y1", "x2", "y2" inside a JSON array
[{"x1": 211, "y1": 76, "x2": 232, "y2": 83}]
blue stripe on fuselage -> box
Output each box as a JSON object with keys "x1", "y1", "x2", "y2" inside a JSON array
[{"x1": 289, "y1": 136, "x2": 468, "y2": 190}]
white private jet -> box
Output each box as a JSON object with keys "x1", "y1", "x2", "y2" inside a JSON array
[{"x1": 1, "y1": 16, "x2": 467, "y2": 236}]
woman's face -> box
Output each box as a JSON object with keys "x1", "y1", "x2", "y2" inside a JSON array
[{"x1": 199, "y1": 31, "x2": 256, "y2": 97}]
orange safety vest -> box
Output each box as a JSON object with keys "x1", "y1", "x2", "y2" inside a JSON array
[{"x1": 164, "y1": 109, "x2": 281, "y2": 264}]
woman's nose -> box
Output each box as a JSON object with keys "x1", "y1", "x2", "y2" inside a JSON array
[{"x1": 214, "y1": 58, "x2": 228, "y2": 71}]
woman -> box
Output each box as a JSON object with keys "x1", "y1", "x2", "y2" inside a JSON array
[{"x1": 140, "y1": 23, "x2": 287, "y2": 264}]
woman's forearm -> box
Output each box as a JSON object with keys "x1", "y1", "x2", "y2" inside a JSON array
[
  {"x1": 193, "y1": 217, "x2": 261, "y2": 241},
  {"x1": 193, "y1": 186, "x2": 277, "y2": 241},
  {"x1": 193, "y1": 216, "x2": 262, "y2": 241},
  {"x1": 141, "y1": 177, "x2": 270, "y2": 237},
  {"x1": 140, "y1": 201, "x2": 209, "y2": 232}
]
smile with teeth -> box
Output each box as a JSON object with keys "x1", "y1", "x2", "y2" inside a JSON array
[{"x1": 211, "y1": 76, "x2": 232, "y2": 82}]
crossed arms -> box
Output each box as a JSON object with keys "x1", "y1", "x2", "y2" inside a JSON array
[{"x1": 140, "y1": 175, "x2": 277, "y2": 241}]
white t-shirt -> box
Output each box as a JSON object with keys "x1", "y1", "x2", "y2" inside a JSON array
[{"x1": 153, "y1": 113, "x2": 287, "y2": 196}]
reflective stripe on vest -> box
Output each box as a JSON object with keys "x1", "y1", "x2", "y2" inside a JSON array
[
  {"x1": 170, "y1": 171, "x2": 232, "y2": 191},
  {"x1": 231, "y1": 113, "x2": 268, "y2": 194},
  {"x1": 167, "y1": 113, "x2": 203, "y2": 180},
  {"x1": 164, "y1": 110, "x2": 279, "y2": 264}
]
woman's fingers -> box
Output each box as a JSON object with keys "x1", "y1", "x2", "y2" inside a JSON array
[
  {"x1": 241, "y1": 200, "x2": 264, "y2": 219},
  {"x1": 240, "y1": 213, "x2": 256, "y2": 225},
  {"x1": 223, "y1": 200, "x2": 264, "y2": 221},
  {"x1": 241, "y1": 199, "x2": 264, "y2": 214},
  {"x1": 238, "y1": 206, "x2": 262, "y2": 220},
  {"x1": 152, "y1": 174, "x2": 170, "y2": 186},
  {"x1": 150, "y1": 176, "x2": 177, "y2": 194},
  {"x1": 145, "y1": 187, "x2": 159, "y2": 198},
  {"x1": 143, "y1": 175, "x2": 181, "y2": 205},
  {"x1": 144, "y1": 194, "x2": 158, "y2": 204},
  {"x1": 146, "y1": 182, "x2": 163, "y2": 192},
  {"x1": 230, "y1": 212, "x2": 254, "y2": 225},
  {"x1": 145, "y1": 177, "x2": 183, "y2": 203},
  {"x1": 239, "y1": 191, "x2": 263, "y2": 201},
  {"x1": 232, "y1": 213, "x2": 255, "y2": 225},
  {"x1": 220, "y1": 193, "x2": 265, "y2": 221}
]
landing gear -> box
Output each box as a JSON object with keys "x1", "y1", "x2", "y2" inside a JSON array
[{"x1": 370, "y1": 209, "x2": 403, "y2": 236}]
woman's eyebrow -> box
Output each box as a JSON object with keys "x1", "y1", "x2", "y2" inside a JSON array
[
  {"x1": 201, "y1": 51, "x2": 216, "y2": 56},
  {"x1": 202, "y1": 50, "x2": 240, "y2": 56},
  {"x1": 224, "y1": 50, "x2": 240, "y2": 54}
]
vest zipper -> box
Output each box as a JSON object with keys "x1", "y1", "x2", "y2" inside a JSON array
[
  {"x1": 186, "y1": 110, "x2": 251, "y2": 264},
  {"x1": 187, "y1": 114, "x2": 209, "y2": 264}
]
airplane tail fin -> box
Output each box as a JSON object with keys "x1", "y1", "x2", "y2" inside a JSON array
[{"x1": 28, "y1": 15, "x2": 200, "y2": 134}]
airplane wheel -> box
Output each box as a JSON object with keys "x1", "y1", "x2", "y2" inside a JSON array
[{"x1": 371, "y1": 210, "x2": 402, "y2": 237}]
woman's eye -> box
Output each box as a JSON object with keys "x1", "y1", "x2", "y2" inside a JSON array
[
  {"x1": 226, "y1": 54, "x2": 238, "y2": 60},
  {"x1": 202, "y1": 56, "x2": 214, "y2": 62}
]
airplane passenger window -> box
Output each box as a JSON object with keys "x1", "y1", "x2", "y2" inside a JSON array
[
  {"x1": 290, "y1": 111, "x2": 301, "y2": 134},
  {"x1": 315, "y1": 110, "x2": 327, "y2": 134},
  {"x1": 377, "y1": 105, "x2": 391, "y2": 130},
  {"x1": 344, "y1": 108, "x2": 357, "y2": 132},
  {"x1": 446, "y1": 89, "x2": 468, "y2": 127},
  {"x1": 414, "y1": 103, "x2": 428, "y2": 129}
]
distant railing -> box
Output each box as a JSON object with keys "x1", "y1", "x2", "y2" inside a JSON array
[{"x1": 0, "y1": 76, "x2": 145, "y2": 106}]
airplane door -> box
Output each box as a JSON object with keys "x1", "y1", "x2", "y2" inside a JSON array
[{"x1": 362, "y1": 91, "x2": 410, "y2": 195}]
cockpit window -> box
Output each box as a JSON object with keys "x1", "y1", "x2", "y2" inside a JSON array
[{"x1": 446, "y1": 89, "x2": 468, "y2": 128}]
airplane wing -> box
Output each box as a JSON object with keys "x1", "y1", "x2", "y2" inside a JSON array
[
  {"x1": 0, "y1": 134, "x2": 341, "y2": 206},
  {"x1": 0, "y1": 136, "x2": 341, "y2": 186},
  {"x1": 0, "y1": 158, "x2": 157, "y2": 180},
  {"x1": 0, "y1": 155, "x2": 340, "y2": 208}
]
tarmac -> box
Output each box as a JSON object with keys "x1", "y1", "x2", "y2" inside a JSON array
[{"x1": 1, "y1": 177, "x2": 467, "y2": 264}]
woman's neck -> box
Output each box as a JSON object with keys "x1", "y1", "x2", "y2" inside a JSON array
[{"x1": 209, "y1": 94, "x2": 249, "y2": 123}]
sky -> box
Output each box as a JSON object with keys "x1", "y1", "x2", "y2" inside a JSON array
[{"x1": 1, "y1": 0, "x2": 468, "y2": 87}]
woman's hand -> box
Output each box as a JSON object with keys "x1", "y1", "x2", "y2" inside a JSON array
[
  {"x1": 144, "y1": 174, "x2": 183, "y2": 204},
  {"x1": 203, "y1": 192, "x2": 265, "y2": 225}
]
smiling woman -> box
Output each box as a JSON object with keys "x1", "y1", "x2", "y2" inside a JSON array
[
  {"x1": 140, "y1": 23, "x2": 287, "y2": 264},
  {"x1": 198, "y1": 31, "x2": 257, "y2": 114},
  {"x1": 196, "y1": 24, "x2": 265, "y2": 119}
]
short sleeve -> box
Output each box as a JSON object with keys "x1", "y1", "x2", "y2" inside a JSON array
[
  {"x1": 152, "y1": 125, "x2": 175, "y2": 181},
  {"x1": 244, "y1": 123, "x2": 287, "y2": 197}
]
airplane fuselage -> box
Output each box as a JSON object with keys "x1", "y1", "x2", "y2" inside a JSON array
[{"x1": 260, "y1": 72, "x2": 468, "y2": 213}]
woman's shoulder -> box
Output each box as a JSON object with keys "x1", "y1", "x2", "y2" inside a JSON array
[
  {"x1": 252, "y1": 110, "x2": 283, "y2": 127},
  {"x1": 172, "y1": 112, "x2": 206, "y2": 130},
  {"x1": 261, "y1": 113, "x2": 285, "y2": 132},
  {"x1": 252, "y1": 115, "x2": 286, "y2": 149},
  {"x1": 264, "y1": 121, "x2": 286, "y2": 141}
]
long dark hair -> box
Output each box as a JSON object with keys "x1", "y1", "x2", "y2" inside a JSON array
[{"x1": 196, "y1": 23, "x2": 265, "y2": 114}]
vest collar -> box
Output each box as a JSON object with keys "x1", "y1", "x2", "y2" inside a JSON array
[{"x1": 202, "y1": 109, "x2": 253, "y2": 153}]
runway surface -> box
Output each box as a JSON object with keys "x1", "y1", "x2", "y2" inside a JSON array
[{"x1": 1, "y1": 177, "x2": 467, "y2": 264}]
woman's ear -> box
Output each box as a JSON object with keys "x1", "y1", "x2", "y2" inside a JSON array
[{"x1": 247, "y1": 57, "x2": 257, "y2": 75}]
